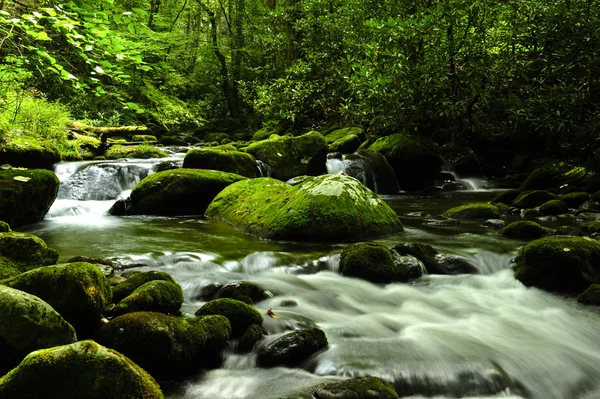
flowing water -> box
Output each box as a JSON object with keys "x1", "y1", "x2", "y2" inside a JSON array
[{"x1": 21, "y1": 158, "x2": 600, "y2": 399}]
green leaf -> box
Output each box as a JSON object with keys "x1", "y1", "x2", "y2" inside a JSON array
[
  {"x1": 127, "y1": 23, "x2": 135, "y2": 34},
  {"x1": 126, "y1": 102, "x2": 139, "y2": 110}
]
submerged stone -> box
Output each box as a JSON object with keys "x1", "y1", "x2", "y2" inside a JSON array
[
  {"x1": 256, "y1": 327, "x2": 328, "y2": 368},
  {"x1": 312, "y1": 376, "x2": 399, "y2": 399},
  {"x1": 206, "y1": 174, "x2": 403, "y2": 241},
  {"x1": 0, "y1": 340, "x2": 164, "y2": 399}
]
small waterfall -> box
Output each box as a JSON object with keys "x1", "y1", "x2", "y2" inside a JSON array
[
  {"x1": 436, "y1": 170, "x2": 489, "y2": 191},
  {"x1": 325, "y1": 153, "x2": 399, "y2": 194},
  {"x1": 256, "y1": 160, "x2": 272, "y2": 177}
]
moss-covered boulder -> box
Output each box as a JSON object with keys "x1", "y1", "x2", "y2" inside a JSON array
[
  {"x1": 112, "y1": 270, "x2": 175, "y2": 303},
  {"x1": 519, "y1": 164, "x2": 566, "y2": 191},
  {"x1": 442, "y1": 202, "x2": 499, "y2": 220},
  {"x1": 1, "y1": 262, "x2": 112, "y2": 335},
  {"x1": 554, "y1": 226, "x2": 583, "y2": 236},
  {"x1": 0, "y1": 285, "x2": 76, "y2": 375},
  {"x1": 132, "y1": 135, "x2": 157, "y2": 142},
  {"x1": 337, "y1": 150, "x2": 400, "y2": 194},
  {"x1": 110, "y1": 169, "x2": 247, "y2": 216},
  {"x1": 0, "y1": 169, "x2": 59, "y2": 228},
  {"x1": 539, "y1": 199, "x2": 568, "y2": 216},
  {"x1": 0, "y1": 222, "x2": 10, "y2": 233},
  {"x1": 0, "y1": 340, "x2": 164, "y2": 399},
  {"x1": 114, "y1": 280, "x2": 183, "y2": 316},
  {"x1": 559, "y1": 192, "x2": 590, "y2": 209},
  {"x1": 514, "y1": 237, "x2": 600, "y2": 292},
  {"x1": 312, "y1": 376, "x2": 399, "y2": 399},
  {"x1": 368, "y1": 133, "x2": 443, "y2": 190},
  {"x1": 105, "y1": 144, "x2": 168, "y2": 159},
  {"x1": 577, "y1": 284, "x2": 600, "y2": 305},
  {"x1": 502, "y1": 221, "x2": 544, "y2": 240},
  {"x1": 214, "y1": 281, "x2": 271, "y2": 304},
  {"x1": 339, "y1": 242, "x2": 422, "y2": 284},
  {"x1": 238, "y1": 324, "x2": 264, "y2": 353},
  {"x1": 245, "y1": 131, "x2": 327, "y2": 181},
  {"x1": 324, "y1": 127, "x2": 364, "y2": 145},
  {"x1": 490, "y1": 189, "x2": 521, "y2": 206},
  {"x1": 329, "y1": 134, "x2": 361, "y2": 154},
  {"x1": 393, "y1": 242, "x2": 478, "y2": 275},
  {"x1": 0, "y1": 232, "x2": 59, "y2": 279},
  {"x1": 256, "y1": 327, "x2": 328, "y2": 368},
  {"x1": 195, "y1": 298, "x2": 263, "y2": 337},
  {"x1": 98, "y1": 312, "x2": 231, "y2": 380},
  {"x1": 0, "y1": 134, "x2": 60, "y2": 170},
  {"x1": 512, "y1": 190, "x2": 557, "y2": 209},
  {"x1": 206, "y1": 174, "x2": 403, "y2": 241},
  {"x1": 183, "y1": 148, "x2": 259, "y2": 177}
]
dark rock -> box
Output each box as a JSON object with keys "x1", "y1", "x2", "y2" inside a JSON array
[
  {"x1": 215, "y1": 281, "x2": 271, "y2": 304},
  {"x1": 538, "y1": 200, "x2": 568, "y2": 216},
  {"x1": 113, "y1": 280, "x2": 183, "y2": 316},
  {"x1": 112, "y1": 271, "x2": 175, "y2": 303},
  {"x1": 554, "y1": 226, "x2": 583, "y2": 236},
  {"x1": 577, "y1": 284, "x2": 600, "y2": 305},
  {"x1": 312, "y1": 376, "x2": 399, "y2": 399},
  {"x1": 482, "y1": 219, "x2": 506, "y2": 229},
  {"x1": 502, "y1": 221, "x2": 544, "y2": 240},
  {"x1": 512, "y1": 191, "x2": 557, "y2": 209},
  {"x1": 490, "y1": 189, "x2": 521, "y2": 206},
  {"x1": 443, "y1": 203, "x2": 499, "y2": 220},
  {"x1": 256, "y1": 327, "x2": 328, "y2": 368},
  {"x1": 195, "y1": 298, "x2": 263, "y2": 337},
  {"x1": 238, "y1": 324, "x2": 265, "y2": 353},
  {"x1": 392, "y1": 243, "x2": 478, "y2": 275}
]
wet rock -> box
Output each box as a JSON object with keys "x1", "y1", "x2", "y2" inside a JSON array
[
  {"x1": 554, "y1": 226, "x2": 583, "y2": 236},
  {"x1": 329, "y1": 134, "x2": 361, "y2": 154},
  {"x1": 238, "y1": 324, "x2": 265, "y2": 353},
  {"x1": 215, "y1": 281, "x2": 271, "y2": 304},
  {"x1": 246, "y1": 131, "x2": 327, "y2": 181},
  {"x1": 512, "y1": 190, "x2": 557, "y2": 209},
  {"x1": 1, "y1": 262, "x2": 112, "y2": 336},
  {"x1": 279, "y1": 299, "x2": 298, "y2": 307},
  {"x1": 559, "y1": 192, "x2": 590, "y2": 209},
  {"x1": 339, "y1": 242, "x2": 422, "y2": 284},
  {"x1": 0, "y1": 169, "x2": 59, "y2": 228},
  {"x1": 513, "y1": 236, "x2": 600, "y2": 292},
  {"x1": 490, "y1": 189, "x2": 521, "y2": 206},
  {"x1": 442, "y1": 203, "x2": 499, "y2": 220},
  {"x1": 110, "y1": 169, "x2": 247, "y2": 216},
  {"x1": 519, "y1": 164, "x2": 565, "y2": 191},
  {"x1": 312, "y1": 376, "x2": 399, "y2": 399},
  {"x1": 98, "y1": 312, "x2": 230, "y2": 380},
  {"x1": 113, "y1": 280, "x2": 183, "y2": 316},
  {"x1": 577, "y1": 284, "x2": 600, "y2": 305},
  {"x1": 256, "y1": 327, "x2": 328, "y2": 368},
  {"x1": 112, "y1": 271, "x2": 176, "y2": 303},
  {"x1": 183, "y1": 148, "x2": 259, "y2": 178},
  {"x1": 154, "y1": 160, "x2": 180, "y2": 172},
  {"x1": 206, "y1": 174, "x2": 403, "y2": 241},
  {"x1": 393, "y1": 243, "x2": 478, "y2": 275},
  {"x1": 539, "y1": 199, "x2": 568, "y2": 216},
  {"x1": 337, "y1": 150, "x2": 400, "y2": 194},
  {"x1": 502, "y1": 221, "x2": 544, "y2": 240},
  {"x1": 195, "y1": 298, "x2": 263, "y2": 337},
  {"x1": 66, "y1": 255, "x2": 115, "y2": 278},
  {"x1": 0, "y1": 285, "x2": 76, "y2": 375},
  {"x1": 482, "y1": 219, "x2": 506, "y2": 229}
]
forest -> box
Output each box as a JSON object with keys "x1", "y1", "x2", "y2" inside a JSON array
[{"x1": 1, "y1": 0, "x2": 599, "y2": 160}]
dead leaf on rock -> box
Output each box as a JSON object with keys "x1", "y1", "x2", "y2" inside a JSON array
[
  {"x1": 266, "y1": 308, "x2": 279, "y2": 319},
  {"x1": 13, "y1": 176, "x2": 31, "y2": 182}
]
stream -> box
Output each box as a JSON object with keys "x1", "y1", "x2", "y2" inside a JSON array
[{"x1": 21, "y1": 156, "x2": 600, "y2": 399}]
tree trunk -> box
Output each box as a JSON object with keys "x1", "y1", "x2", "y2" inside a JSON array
[{"x1": 148, "y1": 0, "x2": 161, "y2": 30}]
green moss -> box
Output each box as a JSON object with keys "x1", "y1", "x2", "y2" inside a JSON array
[
  {"x1": 203, "y1": 132, "x2": 231, "y2": 143},
  {"x1": 502, "y1": 221, "x2": 544, "y2": 240},
  {"x1": 0, "y1": 169, "x2": 59, "y2": 228},
  {"x1": 339, "y1": 242, "x2": 420, "y2": 283},
  {"x1": 559, "y1": 192, "x2": 590, "y2": 208},
  {"x1": 195, "y1": 298, "x2": 263, "y2": 337},
  {"x1": 245, "y1": 131, "x2": 327, "y2": 181},
  {"x1": 514, "y1": 236, "x2": 600, "y2": 292},
  {"x1": 238, "y1": 324, "x2": 264, "y2": 353},
  {"x1": 577, "y1": 284, "x2": 600, "y2": 305},
  {"x1": 512, "y1": 190, "x2": 557, "y2": 209},
  {"x1": 0, "y1": 340, "x2": 164, "y2": 399},
  {"x1": 312, "y1": 376, "x2": 399, "y2": 399},
  {"x1": 496, "y1": 203, "x2": 511, "y2": 215},
  {"x1": 324, "y1": 127, "x2": 364, "y2": 144},
  {"x1": 252, "y1": 128, "x2": 276, "y2": 141},
  {"x1": 256, "y1": 327, "x2": 328, "y2": 368},
  {"x1": 442, "y1": 202, "x2": 499, "y2": 220},
  {"x1": 98, "y1": 312, "x2": 231, "y2": 380},
  {"x1": 491, "y1": 189, "x2": 521, "y2": 205},
  {"x1": 581, "y1": 220, "x2": 600, "y2": 235},
  {"x1": 0, "y1": 134, "x2": 61, "y2": 169},
  {"x1": 183, "y1": 148, "x2": 258, "y2": 177},
  {"x1": 0, "y1": 222, "x2": 9, "y2": 233},
  {"x1": 105, "y1": 144, "x2": 168, "y2": 159},
  {"x1": 122, "y1": 169, "x2": 247, "y2": 216},
  {"x1": 114, "y1": 280, "x2": 183, "y2": 316},
  {"x1": 132, "y1": 135, "x2": 157, "y2": 142},
  {"x1": 539, "y1": 199, "x2": 568, "y2": 216},
  {"x1": 0, "y1": 285, "x2": 76, "y2": 374},
  {"x1": 1, "y1": 262, "x2": 112, "y2": 335},
  {"x1": 519, "y1": 165, "x2": 566, "y2": 191},
  {"x1": 206, "y1": 174, "x2": 403, "y2": 241},
  {"x1": 0, "y1": 232, "x2": 58, "y2": 279},
  {"x1": 329, "y1": 134, "x2": 361, "y2": 154},
  {"x1": 112, "y1": 271, "x2": 175, "y2": 303}
]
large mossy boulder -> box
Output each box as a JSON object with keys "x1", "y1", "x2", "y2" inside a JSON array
[
  {"x1": 538, "y1": 199, "x2": 568, "y2": 216},
  {"x1": 0, "y1": 232, "x2": 59, "y2": 279},
  {"x1": 368, "y1": 133, "x2": 443, "y2": 190},
  {"x1": 110, "y1": 169, "x2": 247, "y2": 216},
  {"x1": 245, "y1": 131, "x2": 327, "y2": 181},
  {"x1": 577, "y1": 284, "x2": 600, "y2": 305},
  {"x1": 256, "y1": 327, "x2": 328, "y2": 368},
  {"x1": 98, "y1": 312, "x2": 231, "y2": 380},
  {"x1": 312, "y1": 376, "x2": 399, "y2": 399},
  {"x1": 512, "y1": 190, "x2": 557, "y2": 209},
  {"x1": 114, "y1": 280, "x2": 183, "y2": 316},
  {"x1": 206, "y1": 174, "x2": 403, "y2": 241},
  {"x1": 195, "y1": 298, "x2": 263, "y2": 337},
  {"x1": 559, "y1": 192, "x2": 590, "y2": 209},
  {"x1": 392, "y1": 242, "x2": 478, "y2": 275},
  {"x1": 442, "y1": 202, "x2": 499, "y2": 220},
  {"x1": 519, "y1": 164, "x2": 565, "y2": 191},
  {"x1": 105, "y1": 144, "x2": 168, "y2": 160},
  {"x1": 324, "y1": 127, "x2": 364, "y2": 145},
  {"x1": 329, "y1": 134, "x2": 362, "y2": 154},
  {"x1": 0, "y1": 135, "x2": 60, "y2": 170},
  {"x1": 490, "y1": 189, "x2": 521, "y2": 206},
  {"x1": 338, "y1": 150, "x2": 400, "y2": 194},
  {"x1": 112, "y1": 270, "x2": 175, "y2": 303},
  {"x1": 0, "y1": 285, "x2": 76, "y2": 375},
  {"x1": 1, "y1": 262, "x2": 112, "y2": 335},
  {"x1": 513, "y1": 237, "x2": 600, "y2": 292},
  {"x1": 0, "y1": 169, "x2": 59, "y2": 228},
  {"x1": 0, "y1": 340, "x2": 164, "y2": 399},
  {"x1": 183, "y1": 148, "x2": 259, "y2": 177},
  {"x1": 502, "y1": 221, "x2": 544, "y2": 240},
  {"x1": 339, "y1": 242, "x2": 422, "y2": 284}
]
